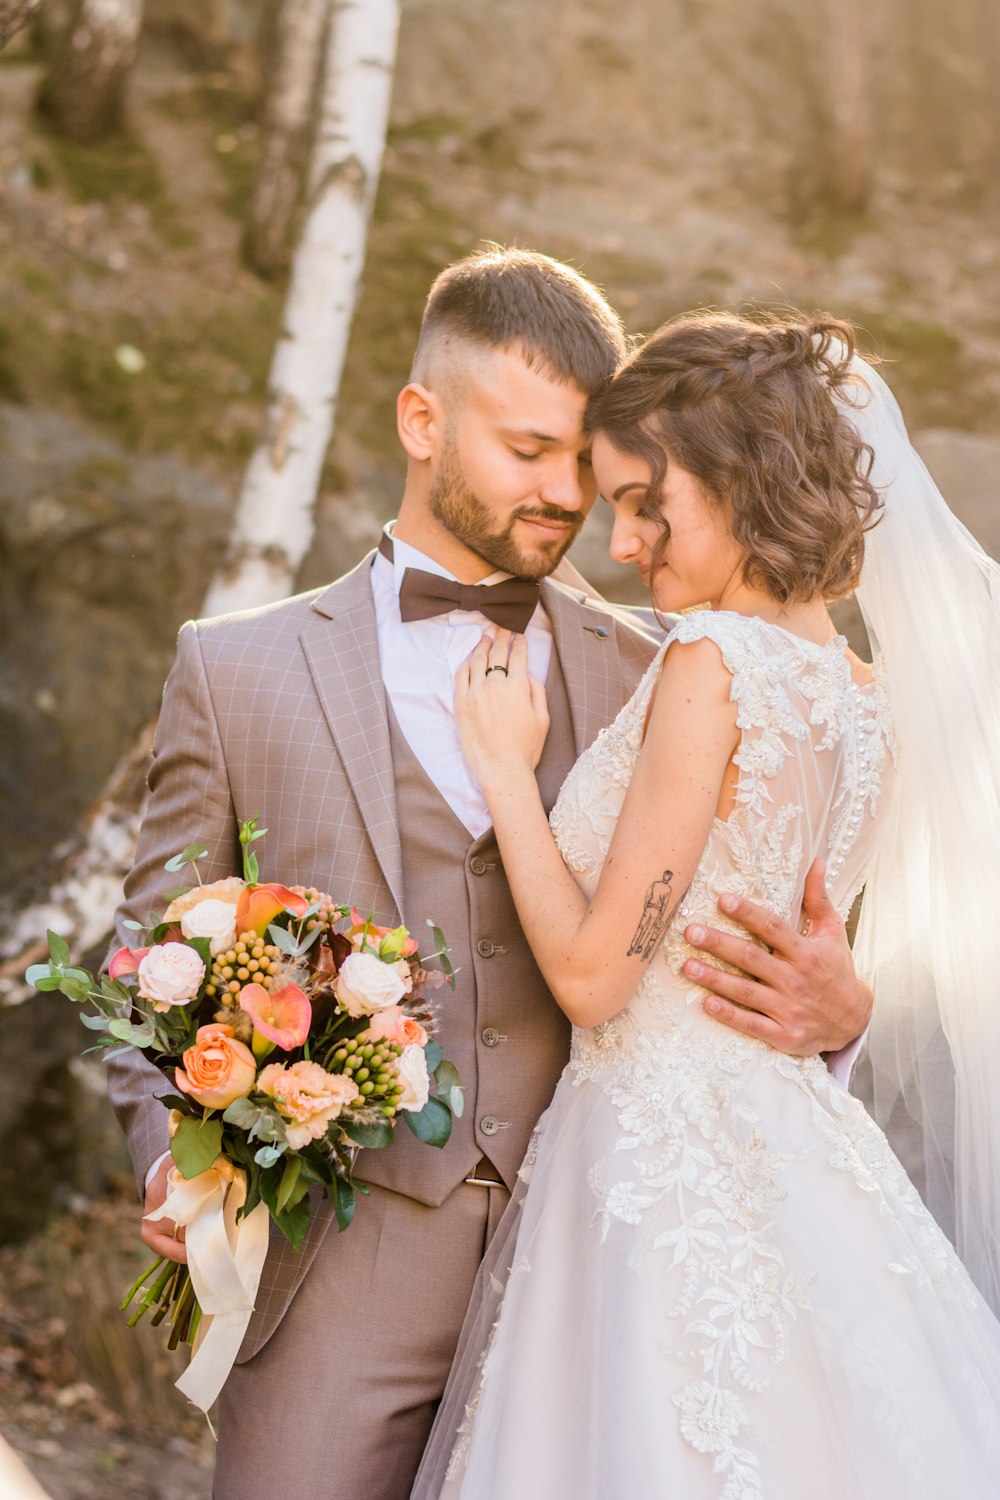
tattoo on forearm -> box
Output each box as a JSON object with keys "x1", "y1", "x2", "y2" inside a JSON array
[{"x1": 627, "y1": 870, "x2": 675, "y2": 961}]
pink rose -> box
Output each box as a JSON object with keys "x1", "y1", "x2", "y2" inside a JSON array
[
  {"x1": 256, "y1": 1061, "x2": 358, "y2": 1149},
  {"x1": 364, "y1": 1007, "x2": 428, "y2": 1050},
  {"x1": 175, "y1": 1024, "x2": 257, "y2": 1110},
  {"x1": 137, "y1": 943, "x2": 206, "y2": 1011}
]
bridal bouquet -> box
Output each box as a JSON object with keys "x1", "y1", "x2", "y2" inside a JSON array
[{"x1": 26, "y1": 817, "x2": 461, "y2": 1409}]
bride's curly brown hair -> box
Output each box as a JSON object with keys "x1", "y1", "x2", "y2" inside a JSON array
[{"x1": 586, "y1": 311, "x2": 883, "y2": 604}]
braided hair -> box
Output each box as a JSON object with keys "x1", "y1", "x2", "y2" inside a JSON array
[{"x1": 587, "y1": 311, "x2": 883, "y2": 604}]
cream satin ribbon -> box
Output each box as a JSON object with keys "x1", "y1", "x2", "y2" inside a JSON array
[{"x1": 145, "y1": 1160, "x2": 270, "y2": 1412}]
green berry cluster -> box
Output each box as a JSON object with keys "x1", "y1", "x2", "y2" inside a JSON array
[
  {"x1": 332, "y1": 1037, "x2": 405, "y2": 1117},
  {"x1": 205, "y1": 932, "x2": 280, "y2": 999}
]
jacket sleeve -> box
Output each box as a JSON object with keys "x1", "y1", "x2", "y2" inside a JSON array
[{"x1": 105, "y1": 620, "x2": 241, "y2": 1196}]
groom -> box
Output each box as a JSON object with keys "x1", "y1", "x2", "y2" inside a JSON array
[{"x1": 108, "y1": 247, "x2": 872, "y2": 1498}]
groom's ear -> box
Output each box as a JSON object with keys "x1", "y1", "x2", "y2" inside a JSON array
[{"x1": 397, "y1": 382, "x2": 438, "y2": 462}]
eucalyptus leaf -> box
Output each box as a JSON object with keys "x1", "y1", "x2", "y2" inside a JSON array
[
  {"x1": 25, "y1": 964, "x2": 55, "y2": 988},
  {"x1": 47, "y1": 930, "x2": 71, "y2": 966},
  {"x1": 222, "y1": 1096, "x2": 260, "y2": 1130},
  {"x1": 122, "y1": 918, "x2": 145, "y2": 931},
  {"x1": 79, "y1": 1012, "x2": 111, "y2": 1031},
  {"x1": 170, "y1": 1116, "x2": 223, "y2": 1178},
  {"x1": 424, "y1": 1040, "x2": 444, "y2": 1074},
  {"x1": 450, "y1": 1085, "x2": 465, "y2": 1118},
  {"x1": 108, "y1": 1017, "x2": 140, "y2": 1042},
  {"x1": 32, "y1": 975, "x2": 64, "y2": 992},
  {"x1": 254, "y1": 1145, "x2": 283, "y2": 1169},
  {"x1": 164, "y1": 843, "x2": 210, "y2": 872},
  {"x1": 267, "y1": 923, "x2": 300, "y2": 956},
  {"x1": 425, "y1": 921, "x2": 456, "y2": 986},
  {"x1": 58, "y1": 977, "x2": 92, "y2": 1004},
  {"x1": 433, "y1": 1060, "x2": 461, "y2": 1095},
  {"x1": 401, "y1": 1096, "x2": 452, "y2": 1148}
]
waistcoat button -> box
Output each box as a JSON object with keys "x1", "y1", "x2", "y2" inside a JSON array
[
  {"x1": 470, "y1": 855, "x2": 487, "y2": 875},
  {"x1": 481, "y1": 1027, "x2": 501, "y2": 1047},
  {"x1": 477, "y1": 939, "x2": 495, "y2": 958},
  {"x1": 481, "y1": 1116, "x2": 499, "y2": 1136}
]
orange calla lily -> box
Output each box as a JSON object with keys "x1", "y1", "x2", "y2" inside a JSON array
[
  {"x1": 108, "y1": 945, "x2": 150, "y2": 979},
  {"x1": 238, "y1": 980, "x2": 312, "y2": 1051},
  {"x1": 235, "y1": 882, "x2": 310, "y2": 937}
]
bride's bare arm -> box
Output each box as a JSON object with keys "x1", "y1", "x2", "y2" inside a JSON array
[{"x1": 455, "y1": 630, "x2": 737, "y2": 1028}]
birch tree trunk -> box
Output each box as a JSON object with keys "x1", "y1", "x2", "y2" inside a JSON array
[
  {"x1": 38, "y1": 0, "x2": 144, "y2": 141},
  {"x1": 205, "y1": 0, "x2": 400, "y2": 614},
  {"x1": 245, "y1": 0, "x2": 332, "y2": 279},
  {"x1": 0, "y1": 0, "x2": 41, "y2": 49},
  {"x1": 827, "y1": 0, "x2": 870, "y2": 213},
  {"x1": 1, "y1": 0, "x2": 401, "y2": 1001}
]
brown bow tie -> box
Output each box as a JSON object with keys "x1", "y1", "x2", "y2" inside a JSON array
[{"x1": 378, "y1": 533, "x2": 540, "y2": 634}]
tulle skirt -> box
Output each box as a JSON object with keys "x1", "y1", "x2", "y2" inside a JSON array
[{"x1": 412, "y1": 1043, "x2": 1000, "y2": 1500}]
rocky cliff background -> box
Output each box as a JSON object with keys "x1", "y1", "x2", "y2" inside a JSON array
[{"x1": 0, "y1": 1, "x2": 998, "y2": 1493}]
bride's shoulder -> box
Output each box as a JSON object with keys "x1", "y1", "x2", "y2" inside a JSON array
[{"x1": 665, "y1": 608, "x2": 769, "y2": 672}]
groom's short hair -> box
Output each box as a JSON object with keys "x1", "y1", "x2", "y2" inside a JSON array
[{"x1": 412, "y1": 246, "x2": 626, "y2": 395}]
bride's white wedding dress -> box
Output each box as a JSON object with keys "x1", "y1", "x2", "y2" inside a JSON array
[{"x1": 413, "y1": 610, "x2": 1000, "y2": 1500}]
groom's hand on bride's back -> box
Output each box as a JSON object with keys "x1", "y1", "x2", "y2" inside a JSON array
[{"x1": 680, "y1": 859, "x2": 873, "y2": 1055}]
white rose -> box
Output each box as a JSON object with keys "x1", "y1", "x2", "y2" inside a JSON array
[
  {"x1": 137, "y1": 943, "x2": 206, "y2": 1010},
  {"x1": 334, "y1": 951, "x2": 407, "y2": 1017},
  {"x1": 179, "y1": 897, "x2": 239, "y2": 955},
  {"x1": 396, "y1": 1044, "x2": 431, "y2": 1113}
]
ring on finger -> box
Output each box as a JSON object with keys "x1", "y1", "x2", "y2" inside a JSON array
[{"x1": 485, "y1": 664, "x2": 508, "y2": 677}]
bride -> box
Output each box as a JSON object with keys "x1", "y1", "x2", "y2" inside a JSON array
[{"x1": 411, "y1": 314, "x2": 1000, "y2": 1498}]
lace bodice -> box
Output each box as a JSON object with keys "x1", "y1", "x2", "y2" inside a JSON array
[
  {"x1": 550, "y1": 609, "x2": 896, "y2": 1010},
  {"x1": 425, "y1": 611, "x2": 997, "y2": 1500}
]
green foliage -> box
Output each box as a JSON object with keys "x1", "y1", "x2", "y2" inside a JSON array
[
  {"x1": 41, "y1": 128, "x2": 166, "y2": 209},
  {"x1": 342, "y1": 1117, "x2": 394, "y2": 1150},
  {"x1": 169, "y1": 1116, "x2": 223, "y2": 1179},
  {"x1": 239, "y1": 815, "x2": 267, "y2": 884},
  {"x1": 402, "y1": 1096, "x2": 452, "y2": 1148}
]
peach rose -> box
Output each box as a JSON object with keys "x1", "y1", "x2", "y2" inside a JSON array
[
  {"x1": 256, "y1": 1061, "x2": 358, "y2": 1149},
  {"x1": 137, "y1": 943, "x2": 206, "y2": 1011},
  {"x1": 162, "y1": 876, "x2": 245, "y2": 925},
  {"x1": 364, "y1": 1006, "x2": 428, "y2": 1050},
  {"x1": 175, "y1": 1023, "x2": 257, "y2": 1110}
]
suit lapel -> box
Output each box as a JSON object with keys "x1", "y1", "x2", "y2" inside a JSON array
[
  {"x1": 299, "y1": 558, "x2": 405, "y2": 919},
  {"x1": 542, "y1": 579, "x2": 628, "y2": 756}
]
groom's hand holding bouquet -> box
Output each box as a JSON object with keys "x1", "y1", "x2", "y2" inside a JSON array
[{"x1": 27, "y1": 816, "x2": 461, "y2": 1410}]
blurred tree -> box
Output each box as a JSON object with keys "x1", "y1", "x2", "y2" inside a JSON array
[
  {"x1": 0, "y1": 0, "x2": 41, "y2": 49},
  {"x1": 827, "y1": 0, "x2": 869, "y2": 212},
  {"x1": 1, "y1": 0, "x2": 401, "y2": 997},
  {"x1": 204, "y1": 0, "x2": 400, "y2": 613},
  {"x1": 245, "y1": 0, "x2": 332, "y2": 278},
  {"x1": 37, "y1": 0, "x2": 144, "y2": 142}
]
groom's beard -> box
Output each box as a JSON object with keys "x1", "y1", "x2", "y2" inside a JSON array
[{"x1": 428, "y1": 434, "x2": 583, "y2": 581}]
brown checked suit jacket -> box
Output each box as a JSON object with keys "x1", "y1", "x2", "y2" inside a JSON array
[{"x1": 106, "y1": 552, "x2": 659, "y2": 1350}]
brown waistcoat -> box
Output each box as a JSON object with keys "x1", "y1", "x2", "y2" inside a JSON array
[{"x1": 357, "y1": 652, "x2": 577, "y2": 1204}]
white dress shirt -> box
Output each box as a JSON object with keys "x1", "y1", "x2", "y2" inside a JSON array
[{"x1": 371, "y1": 527, "x2": 552, "y2": 839}]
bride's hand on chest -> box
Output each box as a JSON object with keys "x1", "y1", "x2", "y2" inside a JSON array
[{"x1": 454, "y1": 630, "x2": 550, "y2": 789}]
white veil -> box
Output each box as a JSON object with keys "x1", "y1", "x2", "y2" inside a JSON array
[{"x1": 843, "y1": 357, "x2": 1000, "y2": 1312}]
